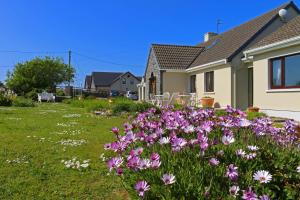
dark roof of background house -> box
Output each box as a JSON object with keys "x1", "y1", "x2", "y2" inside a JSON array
[
  {"x1": 250, "y1": 14, "x2": 300, "y2": 49},
  {"x1": 151, "y1": 44, "x2": 204, "y2": 70},
  {"x1": 188, "y1": 1, "x2": 296, "y2": 68},
  {"x1": 84, "y1": 75, "x2": 92, "y2": 88},
  {"x1": 91, "y1": 72, "x2": 123, "y2": 86}
]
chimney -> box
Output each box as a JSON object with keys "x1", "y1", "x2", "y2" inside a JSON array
[{"x1": 204, "y1": 32, "x2": 218, "y2": 42}]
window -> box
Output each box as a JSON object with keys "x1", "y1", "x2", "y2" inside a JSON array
[
  {"x1": 205, "y1": 71, "x2": 214, "y2": 92},
  {"x1": 130, "y1": 80, "x2": 134, "y2": 85},
  {"x1": 190, "y1": 75, "x2": 196, "y2": 93},
  {"x1": 270, "y1": 53, "x2": 300, "y2": 89},
  {"x1": 122, "y1": 78, "x2": 126, "y2": 84}
]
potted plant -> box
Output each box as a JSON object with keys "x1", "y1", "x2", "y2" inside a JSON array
[
  {"x1": 248, "y1": 106, "x2": 260, "y2": 113},
  {"x1": 201, "y1": 96, "x2": 214, "y2": 108}
]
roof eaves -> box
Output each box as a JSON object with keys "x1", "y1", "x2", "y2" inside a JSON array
[{"x1": 228, "y1": 1, "x2": 296, "y2": 61}]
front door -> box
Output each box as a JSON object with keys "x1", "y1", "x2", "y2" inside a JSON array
[{"x1": 248, "y1": 68, "x2": 253, "y2": 107}]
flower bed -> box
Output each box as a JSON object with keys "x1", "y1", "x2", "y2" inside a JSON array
[{"x1": 104, "y1": 106, "x2": 300, "y2": 199}]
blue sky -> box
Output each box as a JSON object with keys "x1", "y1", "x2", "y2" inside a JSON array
[{"x1": 0, "y1": 0, "x2": 297, "y2": 86}]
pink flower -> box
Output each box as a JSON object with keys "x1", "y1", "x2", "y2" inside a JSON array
[
  {"x1": 111, "y1": 127, "x2": 119, "y2": 134},
  {"x1": 151, "y1": 160, "x2": 161, "y2": 169},
  {"x1": 135, "y1": 180, "x2": 150, "y2": 197},
  {"x1": 150, "y1": 152, "x2": 160, "y2": 161},
  {"x1": 209, "y1": 158, "x2": 220, "y2": 166}
]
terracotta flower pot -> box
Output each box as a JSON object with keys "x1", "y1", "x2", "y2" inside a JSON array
[
  {"x1": 296, "y1": 125, "x2": 300, "y2": 138},
  {"x1": 201, "y1": 97, "x2": 214, "y2": 108},
  {"x1": 248, "y1": 107, "x2": 260, "y2": 113}
]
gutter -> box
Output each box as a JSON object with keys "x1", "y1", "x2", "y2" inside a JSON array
[
  {"x1": 243, "y1": 35, "x2": 300, "y2": 59},
  {"x1": 185, "y1": 59, "x2": 228, "y2": 72}
]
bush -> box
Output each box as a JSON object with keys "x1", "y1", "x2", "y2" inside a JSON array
[
  {"x1": 56, "y1": 89, "x2": 65, "y2": 96},
  {"x1": 12, "y1": 97, "x2": 35, "y2": 107},
  {"x1": 25, "y1": 88, "x2": 42, "y2": 101},
  {"x1": 246, "y1": 111, "x2": 267, "y2": 120},
  {"x1": 0, "y1": 94, "x2": 13, "y2": 106},
  {"x1": 104, "y1": 106, "x2": 300, "y2": 199}
]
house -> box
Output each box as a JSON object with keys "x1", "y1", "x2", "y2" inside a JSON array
[
  {"x1": 139, "y1": 1, "x2": 300, "y2": 120},
  {"x1": 84, "y1": 71, "x2": 141, "y2": 96}
]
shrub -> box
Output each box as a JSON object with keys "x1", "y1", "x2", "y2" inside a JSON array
[
  {"x1": 12, "y1": 97, "x2": 35, "y2": 107},
  {"x1": 0, "y1": 94, "x2": 13, "y2": 106},
  {"x1": 56, "y1": 89, "x2": 65, "y2": 96},
  {"x1": 246, "y1": 111, "x2": 267, "y2": 120},
  {"x1": 25, "y1": 88, "x2": 42, "y2": 101},
  {"x1": 104, "y1": 106, "x2": 300, "y2": 199}
]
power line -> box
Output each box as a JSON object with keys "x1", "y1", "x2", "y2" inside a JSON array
[
  {"x1": 73, "y1": 51, "x2": 144, "y2": 68},
  {"x1": 0, "y1": 50, "x2": 68, "y2": 54}
]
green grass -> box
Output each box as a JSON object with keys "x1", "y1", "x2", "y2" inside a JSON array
[{"x1": 0, "y1": 103, "x2": 128, "y2": 199}]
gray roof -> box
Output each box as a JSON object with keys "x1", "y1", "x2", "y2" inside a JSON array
[
  {"x1": 84, "y1": 75, "x2": 92, "y2": 89},
  {"x1": 91, "y1": 72, "x2": 123, "y2": 86},
  {"x1": 250, "y1": 14, "x2": 300, "y2": 49},
  {"x1": 152, "y1": 44, "x2": 204, "y2": 70},
  {"x1": 189, "y1": 2, "x2": 295, "y2": 67}
]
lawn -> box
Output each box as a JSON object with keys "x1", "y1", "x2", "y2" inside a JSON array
[{"x1": 0, "y1": 103, "x2": 128, "y2": 199}]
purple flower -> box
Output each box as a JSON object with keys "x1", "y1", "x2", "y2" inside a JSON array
[
  {"x1": 116, "y1": 168, "x2": 123, "y2": 176},
  {"x1": 171, "y1": 137, "x2": 187, "y2": 152},
  {"x1": 260, "y1": 195, "x2": 270, "y2": 200},
  {"x1": 104, "y1": 143, "x2": 111, "y2": 150},
  {"x1": 135, "y1": 180, "x2": 150, "y2": 197},
  {"x1": 107, "y1": 157, "x2": 123, "y2": 172},
  {"x1": 138, "y1": 159, "x2": 151, "y2": 170},
  {"x1": 242, "y1": 187, "x2": 258, "y2": 200},
  {"x1": 226, "y1": 164, "x2": 239, "y2": 181},
  {"x1": 161, "y1": 173, "x2": 176, "y2": 185},
  {"x1": 127, "y1": 156, "x2": 140, "y2": 170},
  {"x1": 209, "y1": 158, "x2": 220, "y2": 166}
]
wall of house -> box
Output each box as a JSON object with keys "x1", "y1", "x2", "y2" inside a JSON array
[
  {"x1": 110, "y1": 73, "x2": 140, "y2": 94},
  {"x1": 144, "y1": 48, "x2": 161, "y2": 100},
  {"x1": 162, "y1": 72, "x2": 188, "y2": 93},
  {"x1": 188, "y1": 64, "x2": 232, "y2": 108},
  {"x1": 231, "y1": 5, "x2": 299, "y2": 110},
  {"x1": 252, "y1": 44, "x2": 300, "y2": 114}
]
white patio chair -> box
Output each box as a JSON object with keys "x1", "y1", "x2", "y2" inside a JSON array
[{"x1": 169, "y1": 92, "x2": 180, "y2": 105}]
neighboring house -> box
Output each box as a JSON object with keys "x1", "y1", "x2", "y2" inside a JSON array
[
  {"x1": 140, "y1": 1, "x2": 300, "y2": 120},
  {"x1": 84, "y1": 71, "x2": 141, "y2": 96}
]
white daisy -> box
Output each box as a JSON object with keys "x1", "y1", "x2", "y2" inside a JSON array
[
  {"x1": 159, "y1": 137, "x2": 170, "y2": 145},
  {"x1": 222, "y1": 135, "x2": 235, "y2": 145},
  {"x1": 239, "y1": 118, "x2": 252, "y2": 127},
  {"x1": 297, "y1": 166, "x2": 300, "y2": 173},
  {"x1": 253, "y1": 170, "x2": 272, "y2": 183},
  {"x1": 229, "y1": 185, "x2": 240, "y2": 198},
  {"x1": 161, "y1": 173, "x2": 176, "y2": 185},
  {"x1": 248, "y1": 145, "x2": 259, "y2": 151},
  {"x1": 236, "y1": 149, "x2": 246, "y2": 157}
]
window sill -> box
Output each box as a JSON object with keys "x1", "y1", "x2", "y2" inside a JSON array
[
  {"x1": 203, "y1": 92, "x2": 215, "y2": 95},
  {"x1": 266, "y1": 88, "x2": 300, "y2": 93}
]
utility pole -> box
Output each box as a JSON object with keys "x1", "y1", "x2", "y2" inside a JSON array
[
  {"x1": 217, "y1": 19, "x2": 222, "y2": 34},
  {"x1": 68, "y1": 50, "x2": 72, "y2": 86}
]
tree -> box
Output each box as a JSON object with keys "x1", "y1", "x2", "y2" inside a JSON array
[
  {"x1": 0, "y1": 81, "x2": 4, "y2": 87},
  {"x1": 6, "y1": 57, "x2": 75, "y2": 94}
]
